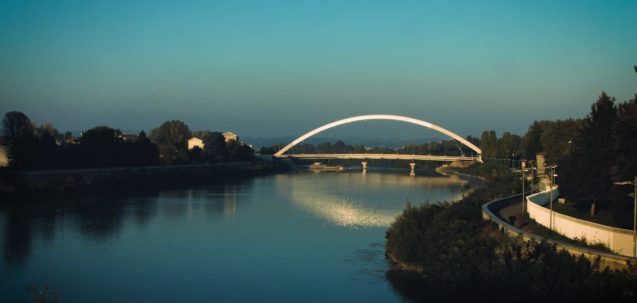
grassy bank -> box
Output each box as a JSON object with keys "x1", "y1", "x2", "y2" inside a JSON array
[
  {"x1": 385, "y1": 164, "x2": 637, "y2": 302},
  {"x1": 0, "y1": 161, "x2": 289, "y2": 199}
]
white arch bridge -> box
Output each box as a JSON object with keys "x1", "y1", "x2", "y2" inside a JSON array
[{"x1": 273, "y1": 115, "x2": 482, "y2": 163}]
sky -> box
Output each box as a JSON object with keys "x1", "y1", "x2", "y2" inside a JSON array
[{"x1": 1, "y1": 0, "x2": 636, "y2": 139}]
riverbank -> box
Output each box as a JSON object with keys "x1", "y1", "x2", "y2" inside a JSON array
[
  {"x1": 385, "y1": 166, "x2": 637, "y2": 301},
  {"x1": 0, "y1": 161, "x2": 290, "y2": 199}
]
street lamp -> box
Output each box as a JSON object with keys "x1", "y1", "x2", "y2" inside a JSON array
[
  {"x1": 522, "y1": 161, "x2": 526, "y2": 212},
  {"x1": 613, "y1": 176, "x2": 637, "y2": 258},
  {"x1": 546, "y1": 165, "x2": 558, "y2": 230},
  {"x1": 520, "y1": 161, "x2": 535, "y2": 213}
]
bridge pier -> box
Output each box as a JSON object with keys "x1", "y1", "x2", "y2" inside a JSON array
[
  {"x1": 410, "y1": 162, "x2": 416, "y2": 176},
  {"x1": 361, "y1": 161, "x2": 368, "y2": 172}
]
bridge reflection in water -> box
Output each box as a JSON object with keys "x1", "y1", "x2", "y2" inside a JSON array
[{"x1": 275, "y1": 172, "x2": 471, "y2": 228}]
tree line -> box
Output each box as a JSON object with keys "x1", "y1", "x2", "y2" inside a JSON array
[
  {"x1": 1, "y1": 112, "x2": 255, "y2": 170},
  {"x1": 148, "y1": 120, "x2": 254, "y2": 165},
  {"x1": 473, "y1": 92, "x2": 636, "y2": 226},
  {"x1": 523, "y1": 92, "x2": 637, "y2": 227}
]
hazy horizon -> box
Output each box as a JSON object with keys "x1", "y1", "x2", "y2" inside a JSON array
[{"x1": 2, "y1": 1, "x2": 636, "y2": 138}]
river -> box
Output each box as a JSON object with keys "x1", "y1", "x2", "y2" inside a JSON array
[{"x1": 1, "y1": 170, "x2": 472, "y2": 302}]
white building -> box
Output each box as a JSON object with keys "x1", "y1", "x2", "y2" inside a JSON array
[
  {"x1": 188, "y1": 137, "x2": 205, "y2": 150},
  {"x1": 223, "y1": 132, "x2": 238, "y2": 143},
  {"x1": 0, "y1": 145, "x2": 8, "y2": 167}
]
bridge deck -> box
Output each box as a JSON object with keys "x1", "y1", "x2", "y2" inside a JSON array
[{"x1": 274, "y1": 153, "x2": 480, "y2": 162}]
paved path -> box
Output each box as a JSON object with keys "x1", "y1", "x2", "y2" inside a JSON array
[{"x1": 497, "y1": 196, "x2": 531, "y2": 228}]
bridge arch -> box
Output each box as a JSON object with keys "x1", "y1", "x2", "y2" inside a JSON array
[{"x1": 274, "y1": 114, "x2": 482, "y2": 162}]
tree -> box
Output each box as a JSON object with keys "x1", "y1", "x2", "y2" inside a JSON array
[
  {"x1": 2, "y1": 111, "x2": 34, "y2": 141},
  {"x1": 132, "y1": 130, "x2": 159, "y2": 166},
  {"x1": 201, "y1": 131, "x2": 226, "y2": 163},
  {"x1": 188, "y1": 146, "x2": 204, "y2": 164},
  {"x1": 34, "y1": 123, "x2": 61, "y2": 168},
  {"x1": 479, "y1": 130, "x2": 498, "y2": 160},
  {"x1": 149, "y1": 120, "x2": 191, "y2": 148},
  {"x1": 538, "y1": 119, "x2": 581, "y2": 165},
  {"x1": 78, "y1": 126, "x2": 124, "y2": 167},
  {"x1": 226, "y1": 140, "x2": 241, "y2": 162},
  {"x1": 563, "y1": 92, "x2": 617, "y2": 208},
  {"x1": 609, "y1": 95, "x2": 637, "y2": 226},
  {"x1": 2, "y1": 111, "x2": 37, "y2": 168},
  {"x1": 150, "y1": 120, "x2": 191, "y2": 164},
  {"x1": 522, "y1": 120, "x2": 551, "y2": 160},
  {"x1": 497, "y1": 131, "x2": 523, "y2": 165},
  {"x1": 611, "y1": 94, "x2": 637, "y2": 182},
  {"x1": 225, "y1": 140, "x2": 254, "y2": 162}
]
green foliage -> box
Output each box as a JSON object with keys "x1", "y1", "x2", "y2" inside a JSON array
[
  {"x1": 1, "y1": 112, "x2": 160, "y2": 169},
  {"x1": 480, "y1": 130, "x2": 498, "y2": 159},
  {"x1": 480, "y1": 130, "x2": 524, "y2": 163},
  {"x1": 538, "y1": 119, "x2": 581, "y2": 164},
  {"x1": 612, "y1": 94, "x2": 637, "y2": 181},
  {"x1": 521, "y1": 92, "x2": 636, "y2": 222},
  {"x1": 201, "y1": 131, "x2": 226, "y2": 163},
  {"x1": 2, "y1": 111, "x2": 37, "y2": 168},
  {"x1": 571, "y1": 93, "x2": 617, "y2": 202},
  {"x1": 523, "y1": 120, "x2": 549, "y2": 160},
  {"x1": 149, "y1": 120, "x2": 191, "y2": 148},
  {"x1": 150, "y1": 120, "x2": 191, "y2": 164},
  {"x1": 459, "y1": 162, "x2": 512, "y2": 180},
  {"x1": 555, "y1": 93, "x2": 619, "y2": 211},
  {"x1": 385, "y1": 172, "x2": 637, "y2": 300},
  {"x1": 225, "y1": 139, "x2": 255, "y2": 162},
  {"x1": 609, "y1": 94, "x2": 637, "y2": 227}
]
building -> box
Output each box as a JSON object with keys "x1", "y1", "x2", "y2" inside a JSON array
[
  {"x1": 0, "y1": 138, "x2": 8, "y2": 167},
  {"x1": 188, "y1": 137, "x2": 205, "y2": 150},
  {"x1": 119, "y1": 133, "x2": 139, "y2": 142},
  {"x1": 223, "y1": 132, "x2": 238, "y2": 143}
]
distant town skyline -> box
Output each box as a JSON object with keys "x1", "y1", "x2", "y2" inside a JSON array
[{"x1": 1, "y1": 1, "x2": 636, "y2": 138}]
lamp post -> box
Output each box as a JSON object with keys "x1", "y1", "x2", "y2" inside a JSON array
[
  {"x1": 519, "y1": 161, "x2": 536, "y2": 214},
  {"x1": 546, "y1": 165, "x2": 558, "y2": 230},
  {"x1": 522, "y1": 161, "x2": 526, "y2": 213},
  {"x1": 613, "y1": 176, "x2": 637, "y2": 258},
  {"x1": 530, "y1": 161, "x2": 535, "y2": 194}
]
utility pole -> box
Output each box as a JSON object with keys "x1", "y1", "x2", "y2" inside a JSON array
[
  {"x1": 521, "y1": 160, "x2": 526, "y2": 213},
  {"x1": 546, "y1": 165, "x2": 557, "y2": 230}
]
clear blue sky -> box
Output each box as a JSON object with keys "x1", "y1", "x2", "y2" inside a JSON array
[{"x1": 1, "y1": 0, "x2": 636, "y2": 138}]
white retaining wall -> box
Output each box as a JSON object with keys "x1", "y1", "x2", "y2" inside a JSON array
[{"x1": 527, "y1": 187, "x2": 636, "y2": 258}]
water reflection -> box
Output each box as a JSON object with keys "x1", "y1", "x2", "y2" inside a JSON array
[
  {"x1": 1, "y1": 181, "x2": 249, "y2": 269},
  {"x1": 277, "y1": 172, "x2": 470, "y2": 228},
  {"x1": 2, "y1": 209, "x2": 33, "y2": 267},
  {"x1": 2, "y1": 173, "x2": 472, "y2": 302}
]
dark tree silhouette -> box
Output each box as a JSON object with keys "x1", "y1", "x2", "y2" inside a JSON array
[
  {"x1": 2, "y1": 111, "x2": 37, "y2": 168},
  {"x1": 78, "y1": 126, "x2": 124, "y2": 167},
  {"x1": 132, "y1": 131, "x2": 159, "y2": 166},
  {"x1": 564, "y1": 92, "x2": 617, "y2": 209},
  {"x1": 201, "y1": 131, "x2": 226, "y2": 163},
  {"x1": 609, "y1": 94, "x2": 637, "y2": 226}
]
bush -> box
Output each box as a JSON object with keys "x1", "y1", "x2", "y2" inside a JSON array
[{"x1": 385, "y1": 172, "x2": 637, "y2": 301}]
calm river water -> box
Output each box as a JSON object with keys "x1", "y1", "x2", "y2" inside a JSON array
[{"x1": 1, "y1": 170, "x2": 471, "y2": 302}]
